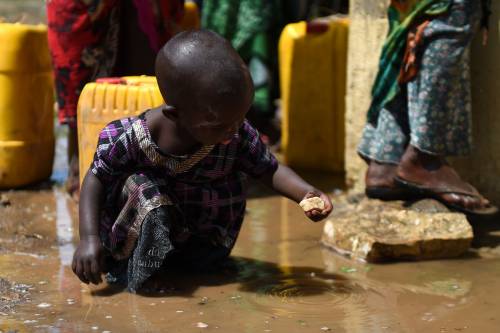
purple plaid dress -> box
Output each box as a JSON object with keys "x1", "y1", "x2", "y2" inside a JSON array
[{"x1": 91, "y1": 111, "x2": 277, "y2": 290}]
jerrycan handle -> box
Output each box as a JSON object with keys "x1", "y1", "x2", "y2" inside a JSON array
[
  {"x1": 96, "y1": 77, "x2": 125, "y2": 84},
  {"x1": 306, "y1": 21, "x2": 329, "y2": 34}
]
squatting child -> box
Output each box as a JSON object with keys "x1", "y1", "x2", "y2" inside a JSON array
[{"x1": 73, "y1": 30, "x2": 333, "y2": 292}]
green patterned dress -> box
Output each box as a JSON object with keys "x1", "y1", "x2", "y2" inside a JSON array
[
  {"x1": 358, "y1": 0, "x2": 488, "y2": 163},
  {"x1": 201, "y1": 0, "x2": 284, "y2": 117}
]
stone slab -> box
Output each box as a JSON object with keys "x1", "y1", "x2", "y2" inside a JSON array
[{"x1": 321, "y1": 195, "x2": 473, "y2": 262}]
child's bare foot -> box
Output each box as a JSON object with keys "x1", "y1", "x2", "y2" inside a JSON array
[{"x1": 395, "y1": 145, "x2": 497, "y2": 215}]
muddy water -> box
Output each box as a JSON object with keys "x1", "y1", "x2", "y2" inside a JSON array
[
  {"x1": 1, "y1": 3, "x2": 500, "y2": 331},
  {"x1": 1, "y1": 183, "x2": 500, "y2": 333}
]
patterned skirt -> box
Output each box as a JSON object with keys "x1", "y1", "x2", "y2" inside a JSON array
[
  {"x1": 358, "y1": 0, "x2": 482, "y2": 163},
  {"x1": 102, "y1": 172, "x2": 234, "y2": 292}
]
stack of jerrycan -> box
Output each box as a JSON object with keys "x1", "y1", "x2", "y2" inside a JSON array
[
  {"x1": 279, "y1": 17, "x2": 349, "y2": 173},
  {"x1": 0, "y1": 24, "x2": 55, "y2": 188},
  {"x1": 77, "y1": 77, "x2": 163, "y2": 183},
  {"x1": 77, "y1": 1, "x2": 201, "y2": 183}
]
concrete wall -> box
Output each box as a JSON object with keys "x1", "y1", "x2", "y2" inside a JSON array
[
  {"x1": 345, "y1": 0, "x2": 500, "y2": 204},
  {"x1": 345, "y1": 0, "x2": 389, "y2": 190},
  {"x1": 0, "y1": 0, "x2": 46, "y2": 24},
  {"x1": 453, "y1": 1, "x2": 500, "y2": 204}
]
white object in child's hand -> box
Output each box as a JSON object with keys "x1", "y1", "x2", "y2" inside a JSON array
[{"x1": 299, "y1": 197, "x2": 325, "y2": 212}]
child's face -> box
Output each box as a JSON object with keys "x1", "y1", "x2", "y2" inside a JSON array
[{"x1": 180, "y1": 97, "x2": 251, "y2": 145}]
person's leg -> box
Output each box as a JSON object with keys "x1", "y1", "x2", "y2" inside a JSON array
[
  {"x1": 358, "y1": 92, "x2": 411, "y2": 198},
  {"x1": 113, "y1": 0, "x2": 157, "y2": 76},
  {"x1": 47, "y1": 0, "x2": 119, "y2": 196},
  {"x1": 397, "y1": 0, "x2": 494, "y2": 212},
  {"x1": 66, "y1": 127, "x2": 79, "y2": 197}
]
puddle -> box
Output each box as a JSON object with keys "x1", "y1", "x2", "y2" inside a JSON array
[
  {"x1": 1, "y1": 191, "x2": 500, "y2": 332},
  {"x1": 1, "y1": 4, "x2": 500, "y2": 332}
]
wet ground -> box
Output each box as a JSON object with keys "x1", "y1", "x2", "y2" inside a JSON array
[
  {"x1": 2, "y1": 3, "x2": 500, "y2": 332},
  {"x1": 1, "y1": 128, "x2": 500, "y2": 333}
]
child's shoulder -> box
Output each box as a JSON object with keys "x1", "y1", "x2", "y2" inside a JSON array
[{"x1": 100, "y1": 113, "x2": 145, "y2": 139}]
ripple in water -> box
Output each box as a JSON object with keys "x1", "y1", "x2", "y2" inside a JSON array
[{"x1": 240, "y1": 271, "x2": 374, "y2": 321}]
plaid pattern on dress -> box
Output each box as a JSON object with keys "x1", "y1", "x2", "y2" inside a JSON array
[{"x1": 91, "y1": 112, "x2": 278, "y2": 259}]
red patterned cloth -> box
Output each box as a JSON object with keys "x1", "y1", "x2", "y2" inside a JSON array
[{"x1": 47, "y1": 0, "x2": 184, "y2": 127}]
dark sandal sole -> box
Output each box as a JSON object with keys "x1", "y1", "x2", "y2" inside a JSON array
[
  {"x1": 394, "y1": 177, "x2": 499, "y2": 217},
  {"x1": 365, "y1": 186, "x2": 419, "y2": 202}
]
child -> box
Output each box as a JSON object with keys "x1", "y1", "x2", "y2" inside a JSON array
[{"x1": 73, "y1": 30, "x2": 333, "y2": 292}]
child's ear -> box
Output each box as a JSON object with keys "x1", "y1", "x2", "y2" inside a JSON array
[{"x1": 162, "y1": 105, "x2": 178, "y2": 121}]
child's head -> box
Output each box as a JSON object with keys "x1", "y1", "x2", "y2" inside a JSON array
[{"x1": 155, "y1": 29, "x2": 254, "y2": 145}]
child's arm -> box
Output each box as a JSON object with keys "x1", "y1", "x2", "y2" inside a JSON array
[
  {"x1": 261, "y1": 163, "x2": 333, "y2": 222},
  {"x1": 72, "y1": 170, "x2": 106, "y2": 285}
]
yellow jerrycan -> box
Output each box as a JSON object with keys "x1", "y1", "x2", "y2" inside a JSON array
[
  {"x1": 77, "y1": 1, "x2": 200, "y2": 184},
  {"x1": 279, "y1": 17, "x2": 349, "y2": 173},
  {"x1": 77, "y1": 76, "x2": 163, "y2": 184},
  {"x1": 179, "y1": 1, "x2": 201, "y2": 30},
  {"x1": 0, "y1": 23, "x2": 55, "y2": 188}
]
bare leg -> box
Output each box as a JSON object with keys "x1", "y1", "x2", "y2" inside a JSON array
[{"x1": 66, "y1": 126, "x2": 80, "y2": 199}]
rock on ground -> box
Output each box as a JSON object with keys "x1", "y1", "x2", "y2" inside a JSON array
[{"x1": 321, "y1": 195, "x2": 473, "y2": 262}]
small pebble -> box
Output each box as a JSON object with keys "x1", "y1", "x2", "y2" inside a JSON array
[
  {"x1": 196, "y1": 322, "x2": 208, "y2": 328},
  {"x1": 176, "y1": 310, "x2": 184, "y2": 313},
  {"x1": 299, "y1": 197, "x2": 325, "y2": 212},
  {"x1": 37, "y1": 303, "x2": 51, "y2": 308},
  {"x1": 91, "y1": 326, "x2": 99, "y2": 330},
  {"x1": 0, "y1": 194, "x2": 11, "y2": 207},
  {"x1": 105, "y1": 315, "x2": 112, "y2": 319},
  {"x1": 321, "y1": 327, "x2": 331, "y2": 331}
]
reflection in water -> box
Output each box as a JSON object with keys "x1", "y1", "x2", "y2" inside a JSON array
[{"x1": 55, "y1": 189, "x2": 75, "y2": 267}]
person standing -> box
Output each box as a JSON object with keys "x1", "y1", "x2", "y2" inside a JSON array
[
  {"x1": 47, "y1": 0, "x2": 185, "y2": 197},
  {"x1": 358, "y1": 0, "x2": 496, "y2": 215}
]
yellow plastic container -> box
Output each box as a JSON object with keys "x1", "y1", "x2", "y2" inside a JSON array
[
  {"x1": 0, "y1": 23, "x2": 55, "y2": 188},
  {"x1": 179, "y1": 1, "x2": 201, "y2": 30},
  {"x1": 279, "y1": 17, "x2": 349, "y2": 173},
  {"x1": 77, "y1": 77, "x2": 163, "y2": 183},
  {"x1": 77, "y1": 1, "x2": 200, "y2": 183}
]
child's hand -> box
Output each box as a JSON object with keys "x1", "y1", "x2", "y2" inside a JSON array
[
  {"x1": 72, "y1": 236, "x2": 105, "y2": 285},
  {"x1": 301, "y1": 190, "x2": 333, "y2": 222}
]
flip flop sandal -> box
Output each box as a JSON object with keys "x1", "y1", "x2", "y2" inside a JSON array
[
  {"x1": 365, "y1": 186, "x2": 419, "y2": 201},
  {"x1": 394, "y1": 177, "x2": 499, "y2": 217}
]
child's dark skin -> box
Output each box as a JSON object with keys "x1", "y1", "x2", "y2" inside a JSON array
[{"x1": 73, "y1": 32, "x2": 333, "y2": 285}]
